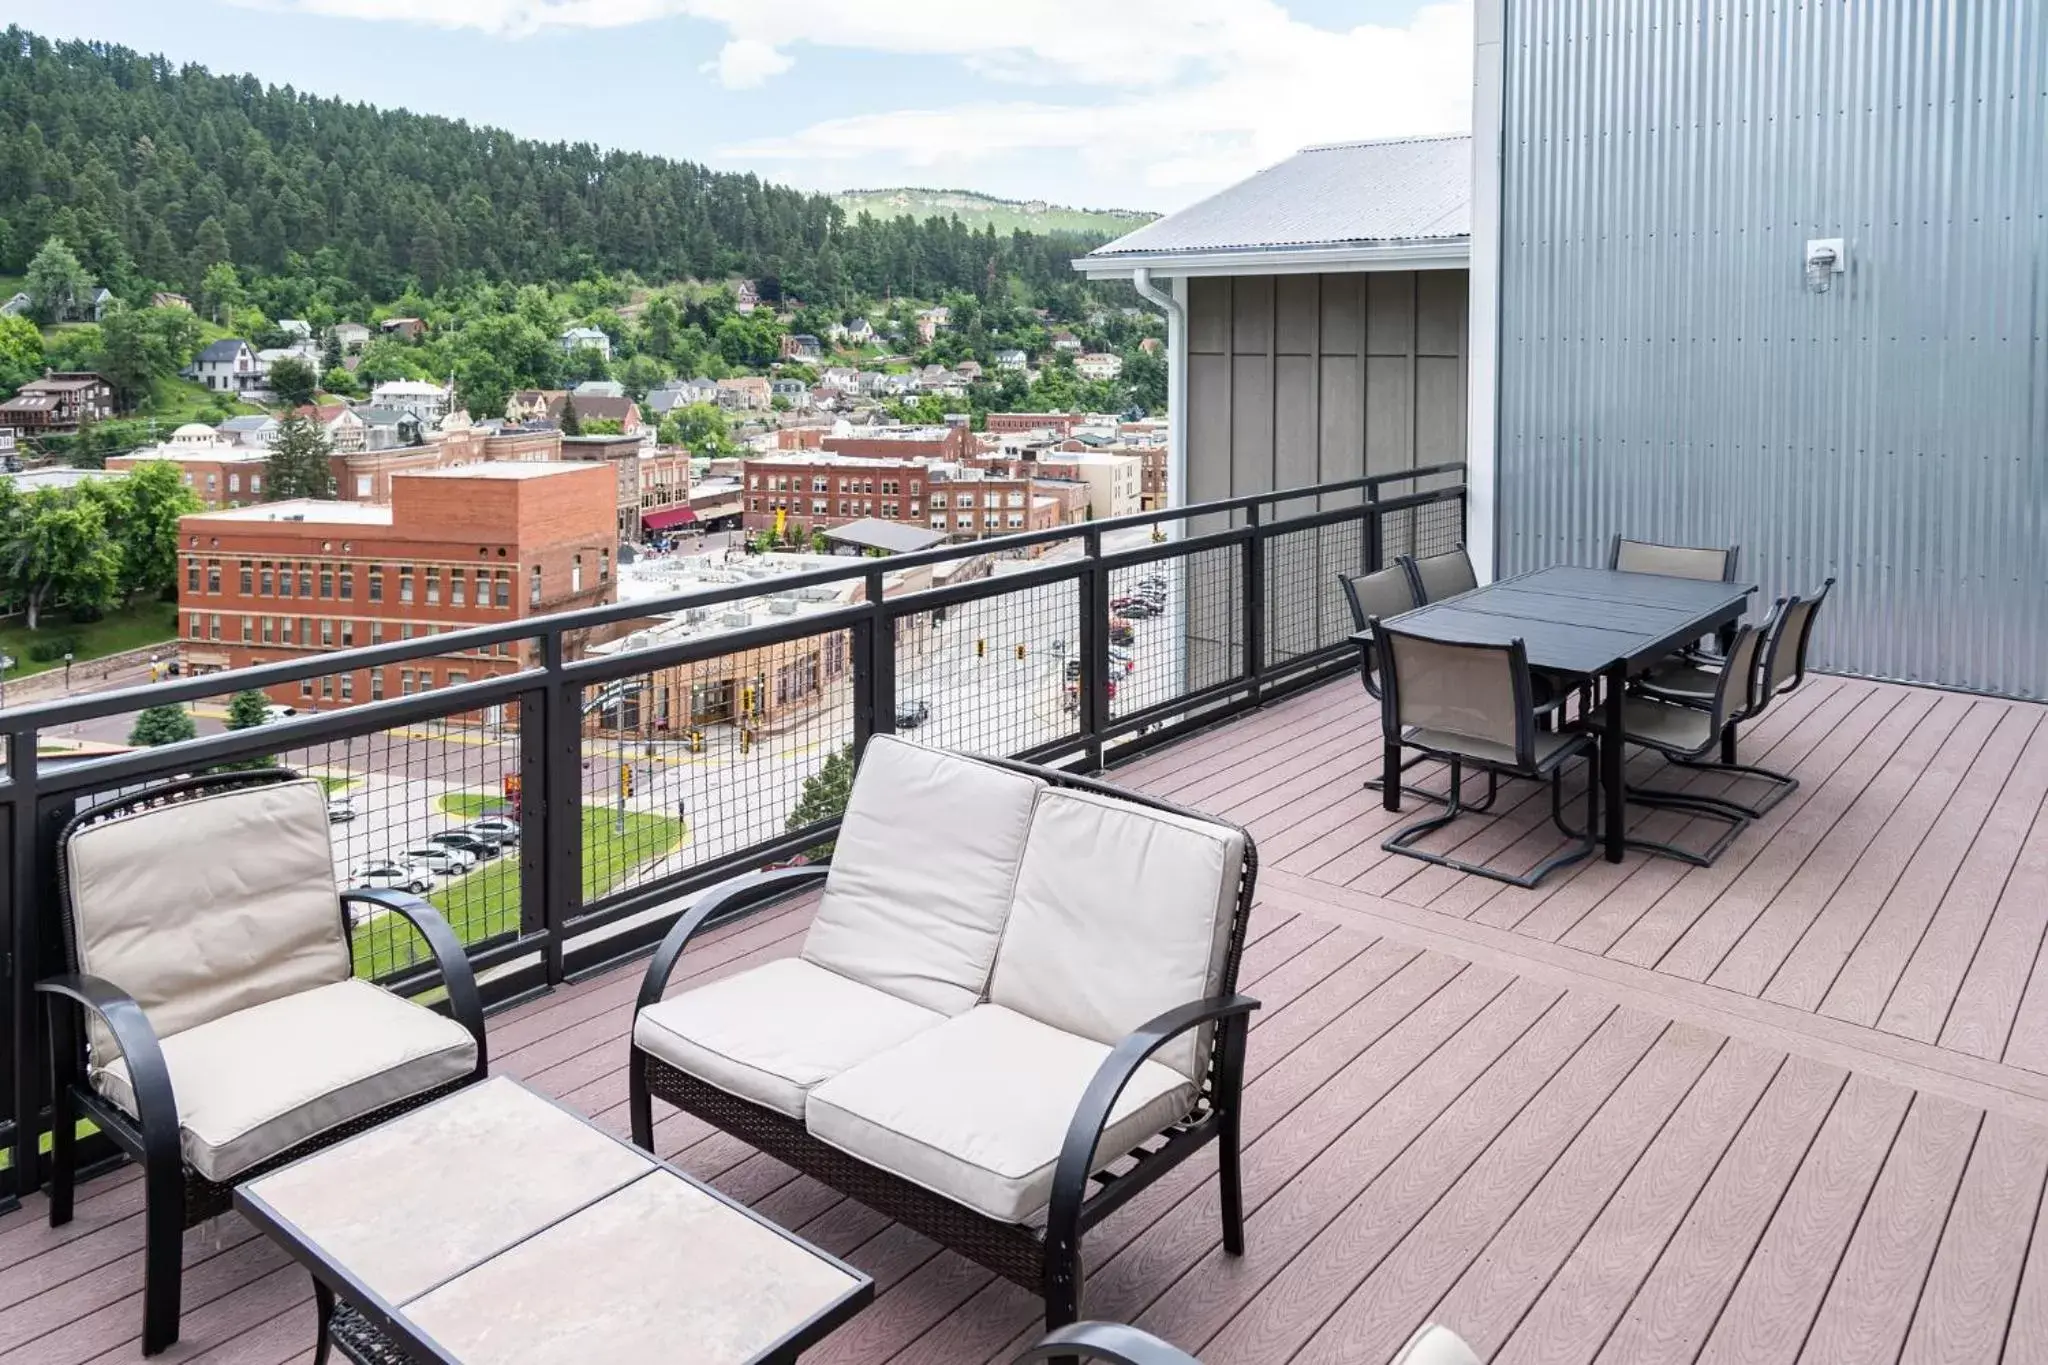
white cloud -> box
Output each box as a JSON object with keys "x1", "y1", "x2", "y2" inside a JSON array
[
  {"x1": 254, "y1": 0, "x2": 1474, "y2": 210},
  {"x1": 703, "y1": 37, "x2": 792, "y2": 88}
]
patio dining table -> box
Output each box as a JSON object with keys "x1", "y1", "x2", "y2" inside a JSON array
[{"x1": 1376, "y1": 564, "x2": 1756, "y2": 862}]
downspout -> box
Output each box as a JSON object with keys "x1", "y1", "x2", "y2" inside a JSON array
[{"x1": 1129, "y1": 267, "x2": 1186, "y2": 522}]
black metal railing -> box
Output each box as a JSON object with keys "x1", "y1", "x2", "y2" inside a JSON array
[{"x1": 0, "y1": 464, "x2": 1464, "y2": 1201}]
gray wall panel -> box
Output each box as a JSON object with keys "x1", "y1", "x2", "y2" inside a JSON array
[{"x1": 1498, "y1": 0, "x2": 2048, "y2": 697}]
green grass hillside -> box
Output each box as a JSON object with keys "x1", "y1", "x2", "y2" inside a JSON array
[{"x1": 835, "y1": 188, "x2": 1152, "y2": 238}]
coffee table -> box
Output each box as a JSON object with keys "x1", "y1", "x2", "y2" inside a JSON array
[{"x1": 235, "y1": 1076, "x2": 872, "y2": 1364}]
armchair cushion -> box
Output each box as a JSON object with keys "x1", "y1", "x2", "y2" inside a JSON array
[
  {"x1": 806, "y1": 1005, "x2": 1195, "y2": 1224},
  {"x1": 65, "y1": 778, "x2": 349, "y2": 1063},
  {"x1": 634, "y1": 957, "x2": 947, "y2": 1119},
  {"x1": 92, "y1": 978, "x2": 476, "y2": 1182},
  {"x1": 990, "y1": 790, "x2": 1244, "y2": 1082},
  {"x1": 801, "y1": 736, "x2": 1044, "y2": 1016}
]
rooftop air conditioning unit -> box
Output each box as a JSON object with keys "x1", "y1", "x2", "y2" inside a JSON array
[
  {"x1": 767, "y1": 599, "x2": 800, "y2": 616},
  {"x1": 684, "y1": 607, "x2": 709, "y2": 623},
  {"x1": 720, "y1": 611, "x2": 752, "y2": 629}
]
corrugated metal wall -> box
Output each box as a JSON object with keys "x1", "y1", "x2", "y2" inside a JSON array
[{"x1": 1497, "y1": 0, "x2": 2048, "y2": 697}]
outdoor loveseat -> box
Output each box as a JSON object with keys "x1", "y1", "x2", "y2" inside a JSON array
[
  {"x1": 36, "y1": 770, "x2": 487, "y2": 1355},
  {"x1": 629, "y1": 736, "x2": 1259, "y2": 1335}
]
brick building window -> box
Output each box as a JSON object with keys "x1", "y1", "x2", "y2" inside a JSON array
[
  {"x1": 397, "y1": 568, "x2": 413, "y2": 604},
  {"x1": 367, "y1": 567, "x2": 383, "y2": 602},
  {"x1": 298, "y1": 563, "x2": 313, "y2": 596},
  {"x1": 279, "y1": 565, "x2": 293, "y2": 599},
  {"x1": 281, "y1": 618, "x2": 293, "y2": 643},
  {"x1": 450, "y1": 570, "x2": 466, "y2": 607},
  {"x1": 370, "y1": 622, "x2": 384, "y2": 645},
  {"x1": 188, "y1": 613, "x2": 202, "y2": 639},
  {"x1": 186, "y1": 560, "x2": 200, "y2": 593},
  {"x1": 209, "y1": 614, "x2": 221, "y2": 640},
  {"x1": 600, "y1": 549, "x2": 610, "y2": 581},
  {"x1": 341, "y1": 621, "x2": 354, "y2": 647},
  {"x1": 572, "y1": 556, "x2": 583, "y2": 593},
  {"x1": 261, "y1": 617, "x2": 274, "y2": 644},
  {"x1": 448, "y1": 670, "x2": 468, "y2": 688},
  {"x1": 321, "y1": 675, "x2": 335, "y2": 700},
  {"x1": 239, "y1": 561, "x2": 253, "y2": 593},
  {"x1": 400, "y1": 669, "x2": 414, "y2": 696},
  {"x1": 339, "y1": 565, "x2": 353, "y2": 598},
  {"x1": 340, "y1": 674, "x2": 354, "y2": 701},
  {"x1": 260, "y1": 562, "x2": 274, "y2": 595},
  {"x1": 206, "y1": 561, "x2": 221, "y2": 593},
  {"x1": 320, "y1": 620, "x2": 334, "y2": 647},
  {"x1": 370, "y1": 670, "x2": 384, "y2": 700},
  {"x1": 529, "y1": 566, "x2": 542, "y2": 606},
  {"x1": 241, "y1": 616, "x2": 253, "y2": 643},
  {"x1": 319, "y1": 566, "x2": 334, "y2": 598},
  {"x1": 426, "y1": 567, "x2": 440, "y2": 605},
  {"x1": 300, "y1": 677, "x2": 314, "y2": 698},
  {"x1": 495, "y1": 570, "x2": 510, "y2": 608}
]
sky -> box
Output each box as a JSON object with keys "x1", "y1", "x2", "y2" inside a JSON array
[{"x1": 9, "y1": 0, "x2": 1473, "y2": 215}]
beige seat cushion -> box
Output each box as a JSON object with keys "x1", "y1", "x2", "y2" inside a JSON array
[
  {"x1": 93, "y1": 978, "x2": 477, "y2": 1182},
  {"x1": 806, "y1": 1005, "x2": 1196, "y2": 1224},
  {"x1": 66, "y1": 778, "x2": 349, "y2": 1063},
  {"x1": 1401, "y1": 725, "x2": 1587, "y2": 772},
  {"x1": 634, "y1": 958, "x2": 947, "y2": 1120},
  {"x1": 801, "y1": 736, "x2": 1044, "y2": 1015},
  {"x1": 989, "y1": 790, "x2": 1244, "y2": 1081}
]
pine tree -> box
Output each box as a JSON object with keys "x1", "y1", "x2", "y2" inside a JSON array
[
  {"x1": 787, "y1": 743, "x2": 855, "y2": 859},
  {"x1": 264, "y1": 414, "x2": 335, "y2": 500},
  {"x1": 129, "y1": 703, "x2": 196, "y2": 747},
  {"x1": 558, "y1": 393, "x2": 582, "y2": 435}
]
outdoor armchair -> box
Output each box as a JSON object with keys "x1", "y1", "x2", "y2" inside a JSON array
[
  {"x1": 37, "y1": 770, "x2": 486, "y2": 1356},
  {"x1": 1374, "y1": 624, "x2": 1600, "y2": 887},
  {"x1": 629, "y1": 735, "x2": 1259, "y2": 1339},
  {"x1": 1395, "y1": 546, "x2": 1479, "y2": 603},
  {"x1": 1013, "y1": 1320, "x2": 1480, "y2": 1364}
]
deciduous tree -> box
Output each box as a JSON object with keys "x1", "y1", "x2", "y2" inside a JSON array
[{"x1": 24, "y1": 236, "x2": 93, "y2": 324}]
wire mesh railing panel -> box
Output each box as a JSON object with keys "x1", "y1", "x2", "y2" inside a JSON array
[
  {"x1": 892, "y1": 573, "x2": 1082, "y2": 761},
  {"x1": 1261, "y1": 515, "x2": 1370, "y2": 668},
  {"x1": 1378, "y1": 494, "x2": 1466, "y2": 567},
  {"x1": 571, "y1": 626, "x2": 857, "y2": 915},
  {"x1": 1105, "y1": 542, "x2": 1241, "y2": 725}
]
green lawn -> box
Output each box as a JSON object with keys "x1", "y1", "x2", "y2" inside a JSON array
[
  {"x1": 0, "y1": 600, "x2": 179, "y2": 680},
  {"x1": 350, "y1": 804, "x2": 684, "y2": 977}
]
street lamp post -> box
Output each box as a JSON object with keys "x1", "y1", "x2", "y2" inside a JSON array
[
  {"x1": 0, "y1": 653, "x2": 13, "y2": 712},
  {"x1": 62, "y1": 651, "x2": 73, "y2": 694}
]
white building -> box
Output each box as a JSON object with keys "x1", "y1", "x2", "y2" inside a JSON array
[
  {"x1": 367, "y1": 379, "x2": 453, "y2": 423},
  {"x1": 184, "y1": 338, "x2": 264, "y2": 394},
  {"x1": 560, "y1": 326, "x2": 613, "y2": 361},
  {"x1": 1075, "y1": 352, "x2": 1124, "y2": 381}
]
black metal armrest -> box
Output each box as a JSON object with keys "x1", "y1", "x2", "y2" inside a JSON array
[
  {"x1": 635, "y1": 864, "x2": 831, "y2": 1013},
  {"x1": 340, "y1": 889, "x2": 488, "y2": 1073},
  {"x1": 36, "y1": 973, "x2": 181, "y2": 1162},
  {"x1": 1048, "y1": 994, "x2": 1260, "y2": 1239},
  {"x1": 1014, "y1": 1321, "x2": 1203, "y2": 1365}
]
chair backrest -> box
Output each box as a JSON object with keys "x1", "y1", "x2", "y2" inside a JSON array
[
  {"x1": 1761, "y1": 577, "x2": 1835, "y2": 697},
  {"x1": 1338, "y1": 566, "x2": 1419, "y2": 699},
  {"x1": 803, "y1": 735, "x2": 1045, "y2": 1016},
  {"x1": 59, "y1": 772, "x2": 349, "y2": 1064},
  {"x1": 1375, "y1": 624, "x2": 1535, "y2": 769},
  {"x1": 989, "y1": 785, "x2": 1248, "y2": 1083},
  {"x1": 1610, "y1": 535, "x2": 1740, "y2": 582},
  {"x1": 1397, "y1": 547, "x2": 1479, "y2": 604},
  {"x1": 1704, "y1": 623, "x2": 1768, "y2": 732}
]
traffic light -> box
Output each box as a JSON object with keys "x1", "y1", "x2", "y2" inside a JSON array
[
  {"x1": 620, "y1": 764, "x2": 634, "y2": 799},
  {"x1": 976, "y1": 638, "x2": 986, "y2": 658},
  {"x1": 1015, "y1": 643, "x2": 1026, "y2": 660}
]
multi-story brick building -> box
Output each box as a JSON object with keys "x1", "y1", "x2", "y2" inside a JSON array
[
  {"x1": 984, "y1": 411, "x2": 1083, "y2": 439},
  {"x1": 820, "y1": 423, "x2": 970, "y2": 464},
  {"x1": 742, "y1": 454, "x2": 1075, "y2": 541},
  {"x1": 107, "y1": 425, "x2": 272, "y2": 508},
  {"x1": 0, "y1": 372, "x2": 116, "y2": 434},
  {"x1": 174, "y1": 462, "x2": 617, "y2": 711}
]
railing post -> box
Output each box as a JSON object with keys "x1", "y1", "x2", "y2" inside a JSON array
[
  {"x1": 537, "y1": 634, "x2": 579, "y2": 984},
  {"x1": 4, "y1": 724, "x2": 34, "y2": 1204},
  {"x1": 1081, "y1": 527, "x2": 1107, "y2": 770},
  {"x1": 853, "y1": 568, "x2": 893, "y2": 758},
  {"x1": 1243, "y1": 503, "x2": 1265, "y2": 697},
  {"x1": 1366, "y1": 487, "x2": 1385, "y2": 574}
]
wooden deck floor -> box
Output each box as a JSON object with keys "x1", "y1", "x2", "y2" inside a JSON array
[{"x1": 5, "y1": 671, "x2": 2048, "y2": 1363}]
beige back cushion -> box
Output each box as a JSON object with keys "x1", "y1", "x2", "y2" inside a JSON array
[
  {"x1": 990, "y1": 789, "x2": 1244, "y2": 1081},
  {"x1": 67, "y1": 778, "x2": 349, "y2": 1061},
  {"x1": 802, "y1": 737, "x2": 1044, "y2": 1015},
  {"x1": 1615, "y1": 538, "x2": 1731, "y2": 581}
]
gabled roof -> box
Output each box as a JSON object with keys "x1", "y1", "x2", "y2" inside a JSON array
[
  {"x1": 1076, "y1": 134, "x2": 1471, "y2": 277},
  {"x1": 821, "y1": 518, "x2": 950, "y2": 555},
  {"x1": 196, "y1": 338, "x2": 252, "y2": 363}
]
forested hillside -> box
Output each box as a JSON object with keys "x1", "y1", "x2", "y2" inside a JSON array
[{"x1": 0, "y1": 28, "x2": 1102, "y2": 309}]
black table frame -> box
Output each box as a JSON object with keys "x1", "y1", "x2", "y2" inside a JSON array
[
  {"x1": 1365, "y1": 565, "x2": 1755, "y2": 862},
  {"x1": 234, "y1": 1080, "x2": 873, "y2": 1365}
]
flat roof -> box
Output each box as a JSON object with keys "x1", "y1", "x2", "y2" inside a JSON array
[
  {"x1": 186, "y1": 499, "x2": 394, "y2": 525},
  {"x1": 396, "y1": 461, "x2": 602, "y2": 481},
  {"x1": 820, "y1": 518, "x2": 950, "y2": 554},
  {"x1": 1077, "y1": 133, "x2": 1471, "y2": 277}
]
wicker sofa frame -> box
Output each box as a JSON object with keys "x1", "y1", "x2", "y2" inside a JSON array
[
  {"x1": 629, "y1": 756, "x2": 1259, "y2": 1338},
  {"x1": 36, "y1": 768, "x2": 489, "y2": 1356}
]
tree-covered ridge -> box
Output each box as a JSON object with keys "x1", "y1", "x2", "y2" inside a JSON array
[{"x1": 0, "y1": 27, "x2": 1105, "y2": 309}]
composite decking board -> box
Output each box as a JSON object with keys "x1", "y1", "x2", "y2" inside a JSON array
[
  {"x1": 1662, "y1": 692, "x2": 2002, "y2": 988},
  {"x1": 1896, "y1": 1115, "x2": 2048, "y2": 1365},
  {"x1": 1879, "y1": 714, "x2": 2048, "y2": 1048},
  {"x1": 16, "y1": 673, "x2": 2048, "y2": 1363},
  {"x1": 1551, "y1": 684, "x2": 1911, "y2": 959},
  {"x1": 1942, "y1": 770, "x2": 2048, "y2": 1066}
]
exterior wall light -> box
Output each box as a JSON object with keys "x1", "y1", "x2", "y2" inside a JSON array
[{"x1": 1805, "y1": 238, "x2": 1846, "y2": 293}]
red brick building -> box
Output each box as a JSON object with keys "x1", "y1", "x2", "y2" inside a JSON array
[
  {"x1": 0, "y1": 373, "x2": 115, "y2": 434},
  {"x1": 743, "y1": 454, "x2": 1075, "y2": 541},
  {"x1": 984, "y1": 411, "x2": 1082, "y2": 439},
  {"x1": 820, "y1": 423, "x2": 969, "y2": 463},
  {"x1": 175, "y1": 462, "x2": 618, "y2": 710}
]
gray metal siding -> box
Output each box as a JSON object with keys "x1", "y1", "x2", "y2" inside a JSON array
[{"x1": 1497, "y1": 0, "x2": 2048, "y2": 697}]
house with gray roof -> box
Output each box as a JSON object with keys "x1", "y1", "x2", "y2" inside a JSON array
[{"x1": 184, "y1": 338, "x2": 265, "y2": 395}]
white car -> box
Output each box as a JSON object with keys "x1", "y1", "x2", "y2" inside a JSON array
[
  {"x1": 466, "y1": 817, "x2": 520, "y2": 846},
  {"x1": 262, "y1": 703, "x2": 297, "y2": 722},
  {"x1": 349, "y1": 861, "x2": 433, "y2": 894},
  {"x1": 326, "y1": 797, "x2": 357, "y2": 823},
  {"x1": 399, "y1": 845, "x2": 476, "y2": 876}
]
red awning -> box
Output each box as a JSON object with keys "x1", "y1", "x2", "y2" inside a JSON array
[{"x1": 642, "y1": 507, "x2": 698, "y2": 531}]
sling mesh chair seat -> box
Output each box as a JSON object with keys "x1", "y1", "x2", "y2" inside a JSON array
[
  {"x1": 1339, "y1": 565, "x2": 1450, "y2": 805},
  {"x1": 1638, "y1": 578, "x2": 1835, "y2": 816},
  {"x1": 36, "y1": 770, "x2": 487, "y2": 1356},
  {"x1": 1583, "y1": 622, "x2": 1769, "y2": 865},
  {"x1": 1373, "y1": 624, "x2": 1600, "y2": 889},
  {"x1": 1389, "y1": 548, "x2": 1572, "y2": 724},
  {"x1": 1015, "y1": 1322, "x2": 1480, "y2": 1365}
]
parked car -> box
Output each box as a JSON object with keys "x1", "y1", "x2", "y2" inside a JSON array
[
  {"x1": 1107, "y1": 647, "x2": 1138, "y2": 675},
  {"x1": 427, "y1": 831, "x2": 497, "y2": 861},
  {"x1": 1115, "y1": 600, "x2": 1161, "y2": 619},
  {"x1": 1108, "y1": 619, "x2": 1136, "y2": 647},
  {"x1": 399, "y1": 845, "x2": 476, "y2": 876},
  {"x1": 349, "y1": 861, "x2": 433, "y2": 894},
  {"x1": 894, "y1": 699, "x2": 931, "y2": 729},
  {"x1": 326, "y1": 796, "x2": 357, "y2": 823},
  {"x1": 262, "y1": 704, "x2": 297, "y2": 722},
  {"x1": 466, "y1": 817, "x2": 520, "y2": 846}
]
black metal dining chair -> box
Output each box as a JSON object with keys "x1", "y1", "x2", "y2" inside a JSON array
[
  {"x1": 1395, "y1": 546, "x2": 1478, "y2": 604},
  {"x1": 1374, "y1": 624, "x2": 1600, "y2": 888},
  {"x1": 1339, "y1": 566, "x2": 1449, "y2": 806},
  {"x1": 1608, "y1": 535, "x2": 1741, "y2": 582}
]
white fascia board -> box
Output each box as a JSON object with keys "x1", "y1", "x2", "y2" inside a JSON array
[{"x1": 1073, "y1": 240, "x2": 1469, "y2": 279}]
